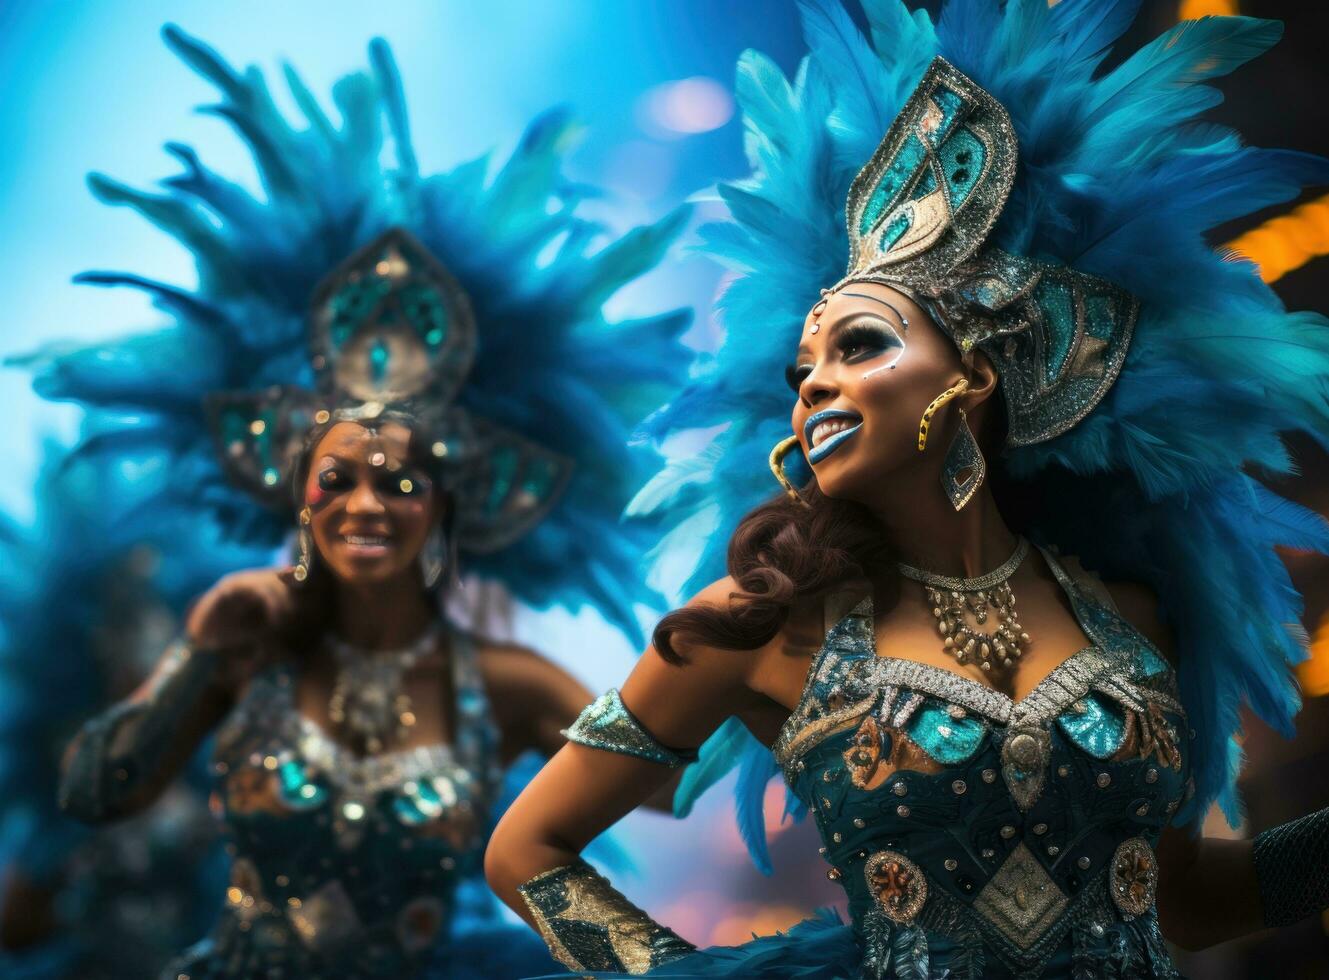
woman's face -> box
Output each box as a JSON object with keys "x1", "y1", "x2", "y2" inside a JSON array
[
  {"x1": 788, "y1": 281, "x2": 968, "y2": 503},
  {"x1": 302, "y1": 421, "x2": 440, "y2": 587}
]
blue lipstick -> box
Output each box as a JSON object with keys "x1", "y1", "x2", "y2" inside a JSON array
[{"x1": 804, "y1": 409, "x2": 863, "y2": 464}]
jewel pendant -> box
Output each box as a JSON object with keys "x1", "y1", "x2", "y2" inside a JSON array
[{"x1": 928, "y1": 582, "x2": 1029, "y2": 671}]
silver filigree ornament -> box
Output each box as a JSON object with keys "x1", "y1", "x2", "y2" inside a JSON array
[
  {"x1": 325, "y1": 623, "x2": 441, "y2": 754},
  {"x1": 972, "y1": 843, "x2": 1068, "y2": 950},
  {"x1": 1109, "y1": 837, "x2": 1158, "y2": 920},
  {"x1": 897, "y1": 537, "x2": 1032, "y2": 672},
  {"x1": 1001, "y1": 725, "x2": 1052, "y2": 812},
  {"x1": 832, "y1": 57, "x2": 1139, "y2": 449}
]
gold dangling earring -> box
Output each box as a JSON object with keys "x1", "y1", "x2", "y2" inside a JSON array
[
  {"x1": 293, "y1": 506, "x2": 314, "y2": 583},
  {"x1": 769, "y1": 435, "x2": 811, "y2": 507},
  {"x1": 917, "y1": 379, "x2": 971, "y2": 453}
]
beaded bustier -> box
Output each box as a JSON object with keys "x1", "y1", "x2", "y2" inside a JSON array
[
  {"x1": 173, "y1": 632, "x2": 503, "y2": 979},
  {"x1": 773, "y1": 553, "x2": 1191, "y2": 979}
]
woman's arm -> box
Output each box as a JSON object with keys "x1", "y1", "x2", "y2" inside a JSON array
[
  {"x1": 477, "y1": 641, "x2": 596, "y2": 763},
  {"x1": 59, "y1": 568, "x2": 296, "y2": 823},
  {"x1": 485, "y1": 578, "x2": 773, "y2": 972}
]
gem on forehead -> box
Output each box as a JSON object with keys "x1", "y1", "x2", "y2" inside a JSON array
[
  {"x1": 370, "y1": 451, "x2": 387, "y2": 467},
  {"x1": 810, "y1": 323, "x2": 821, "y2": 334}
]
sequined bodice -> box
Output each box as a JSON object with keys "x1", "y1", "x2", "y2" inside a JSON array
[
  {"x1": 773, "y1": 553, "x2": 1191, "y2": 978},
  {"x1": 185, "y1": 632, "x2": 502, "y2": 979}
]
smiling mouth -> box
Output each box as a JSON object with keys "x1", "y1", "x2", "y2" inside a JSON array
[
  {"x1": 804, "y1": 410, "x2": 863, "y2": 464},
  {"x1": 341, "y1": 533, "x2": 394, "y2": 557}
]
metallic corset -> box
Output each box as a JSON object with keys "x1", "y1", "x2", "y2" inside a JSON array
[
  {"x1": 170, "y1": 630, "x2": 502, "y2": 980},
  {"x1": 775, "y1": 549, "x2": 1190, "y2": 979},
  {"x1": 564, "y1": 688, "x2": 699, "y2": 768}
]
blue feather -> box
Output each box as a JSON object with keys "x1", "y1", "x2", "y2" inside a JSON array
[{"x1": 734, "y1": 741, "x2": 779, "y2": 876}]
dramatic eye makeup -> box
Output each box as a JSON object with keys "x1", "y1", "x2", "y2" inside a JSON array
[
  {"x1": 836, "y1": 320, "x2": 903, "y2": 362},
  {"x1": 785, "y1": 361, "x2": 812, "y2": 393},
  {"x1": 785, "y1": 318, "x2": 905, "y2": 392}
]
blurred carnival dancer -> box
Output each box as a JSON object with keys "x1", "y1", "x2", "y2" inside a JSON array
[
  {"x1": 18, "y1": 24, "x2": 690, "y2": 979},
  {"x1": 487, "y1": 2, "x2": 1329, "y2": 977}
]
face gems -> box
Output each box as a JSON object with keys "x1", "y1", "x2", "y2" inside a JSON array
[
  {"x1": 897, "y1": 536, "x2": 1032, "y2": 672},
  {"x1": 809, "y1": 289, "x2": 831, "y2": 334},
  {"x1": 370, "y1": 451, "x2": 387, "y2": 468}
]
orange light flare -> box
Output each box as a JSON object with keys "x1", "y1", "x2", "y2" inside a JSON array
[
  {"x1": 1178, "y1": 0, "x2": 1329, "y2": 284},
  {"x1": 1297, "y1": 613, "x2": 1329, "y2": 698},
  {"x1": 1225, "y1": 194, "x2": 1329, "y2": 285},
  {"x1": 1178, "y1": 0, "x2": 1239, "y2": 16}
]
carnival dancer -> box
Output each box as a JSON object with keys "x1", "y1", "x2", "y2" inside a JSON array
[{"x1": 487, "y1": 2, "x2": 1329, "y2": 976}]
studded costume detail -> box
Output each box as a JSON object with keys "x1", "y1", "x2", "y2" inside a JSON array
[
  {"x1": 749, "y1": 551, "x2": 1183, "y2": 979},
  {"x1": 167, "y1": 634, "x2": 506, "y2": 978},
  {"x1": 564, "y1": 689, "x2": 700, "y2": 768}
]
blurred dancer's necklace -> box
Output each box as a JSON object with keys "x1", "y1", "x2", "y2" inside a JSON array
[
  {"x1": 326, "y1": 623, "x2": 440, "y2": 753},
  {"x1": 897, "y1": 537, "x2": 1032, "y2": 672}
]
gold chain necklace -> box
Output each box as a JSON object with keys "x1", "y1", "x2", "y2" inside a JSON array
[{"x1": 896, "y1": 538, "x2": 1032, "y2": 672}]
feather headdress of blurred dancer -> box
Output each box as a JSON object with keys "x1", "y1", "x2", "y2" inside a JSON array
[{"x1": 14, "y1": 24, "x2": 691, "y2": 646}]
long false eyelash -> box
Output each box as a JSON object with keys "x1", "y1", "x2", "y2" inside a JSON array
[
  {"x1": 837, "y1": 321, "x2": 902, "y2": 355},
  {"x1": 785, "y1": 363, "x2": 809, "y2": 393}
]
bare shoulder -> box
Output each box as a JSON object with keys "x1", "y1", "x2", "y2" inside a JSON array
[
  {"x1": 1052, "y1": 553, "x2": 1174, "y2": 658},
  {"x1": 472, "y1": 637, "x2": 579, "y2": 695},
  {"x1": 1103, "y1": 579, "x2": 1175, "y2": 660}
]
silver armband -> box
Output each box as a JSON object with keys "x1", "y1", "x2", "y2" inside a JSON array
[{"x1": 563, "y1": 689, "x2": 698, "y2": 768}]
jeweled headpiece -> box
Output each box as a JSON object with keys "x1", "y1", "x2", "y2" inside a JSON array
[
  {"x1": 838, "y1": 57, "x2": 1136, "y2": 446},
  {"x1": 210, "y1": 228, "x2": 569, "y2": 553}
]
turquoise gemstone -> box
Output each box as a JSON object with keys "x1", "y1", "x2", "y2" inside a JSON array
[
  {"x1": 370, "y1": 337, "x2": 390, "y2": 382},
  {"x1": 1034, "y1": 278, "x2": 1076, "y2": 384},
  {"x1": 393, "y1": 796, "x2": 428, "y2": 825},
  {"x1": 859, "y1": 134, "x2": 926, "y2": 236},
  {"x1": 1057, "y1": 693, "x2": 1126, "y2": 759},
  {"x1": 939, "y1": 129, "x2": 985, "y2": 209},
  {"x1": 486, "y1": 448, "x2": 519, "y2": 514},
  {"x1": 906, "y1": 700, "x2": 986, "y2": 764}
]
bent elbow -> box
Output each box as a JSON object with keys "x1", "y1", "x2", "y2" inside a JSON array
[{"x1": 484, "y1": 819, "x2": 522, "y2": 903}]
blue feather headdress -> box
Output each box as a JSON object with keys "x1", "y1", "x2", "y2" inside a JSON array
[
  {"x1": 638, "y1": 0, "x2": 1329, "y2": 867},
  {"x1": 12, "y1": 25, "x2": 691, "y2": 645}
]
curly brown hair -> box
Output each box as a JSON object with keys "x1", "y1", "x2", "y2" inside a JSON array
[{"x1": 650, "y1": 485, "x2": 892, "y2": 663}]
